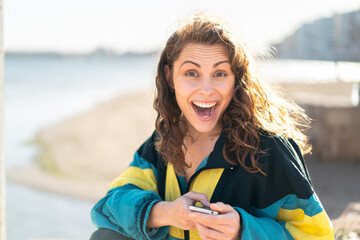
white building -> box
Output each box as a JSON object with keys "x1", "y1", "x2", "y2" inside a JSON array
[{"x1": 274, "y1": 9, "x2": 360, "y2": 62}]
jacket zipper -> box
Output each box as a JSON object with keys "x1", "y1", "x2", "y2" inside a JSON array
[{"x1": 183, "y1": 167, "x2": 210, "y2": 240}]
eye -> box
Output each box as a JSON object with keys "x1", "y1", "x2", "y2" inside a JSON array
[
  {"x1": 185, "y1": 71, "x2": 198, "y2": 77},
  {"x1": 214, "y1": 72, "x2": 227, "y2": 77}
]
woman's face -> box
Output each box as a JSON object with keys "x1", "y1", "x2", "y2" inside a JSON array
[{"x1": 168, "y1": 43, "x2": 235, "y2": 135}]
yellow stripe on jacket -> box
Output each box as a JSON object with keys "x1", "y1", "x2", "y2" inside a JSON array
[
  {"x1": 278, "y1": 208, "x2": 334, "y2": 239},
  {"x1": 109, "y1": 166, "x2": 158, "y2": 193}
]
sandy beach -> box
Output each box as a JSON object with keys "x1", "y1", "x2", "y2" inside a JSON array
[{"x1": 7, "y1": 83, "x2": 360, "y2": 234}]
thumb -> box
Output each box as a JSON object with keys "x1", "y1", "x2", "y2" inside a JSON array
[{"x1": 185, "y1": 191, "x2": 210, "y2": 207}]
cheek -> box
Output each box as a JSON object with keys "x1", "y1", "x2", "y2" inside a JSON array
[
  {"x1": 221, "y1": 82, "x2": 235, "y2": 100},
  {"x1": 219, "y1": 84, "x2": 235, "y2": 111},
  {"x1": 174, "y1": 88, "x2": 190, "y2": 110},
  {"x1": 174, "y1": 81, "x2": 195, "y2": 101},
  {"x1": 175, "y1": 79, "x2": 196, "y2": 92}
]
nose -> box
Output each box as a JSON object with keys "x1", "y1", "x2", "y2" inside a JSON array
[{"x1": 199, "y1": 76, "x2": 214, "y2": 96}]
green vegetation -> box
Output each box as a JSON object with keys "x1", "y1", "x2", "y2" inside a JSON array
[{"x1": 28, "y1": 134, "x2": 61, "y2": 175}]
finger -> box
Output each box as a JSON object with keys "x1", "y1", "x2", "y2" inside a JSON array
[
  {"x1": 185, "y1": 191, "x2": 210, "y2": 207},
  {"x1": 210, "y1": 202, "x2": 241, "y2": 228},
  {"x1": 194, "y1": 214, "x2": 241, "y2": 239},
  {"x1": 190, "y1": 211, "x2": 223, "y2": 226},
  {"x1": 210, "y1": 202, "x2": 234, "y2": 213},
  {"x1": 195, "y1": 222, "x2": 224, "y2": 240},
  {"x1": 190, "y1": 211, "x2": 240, "y2": 228}
]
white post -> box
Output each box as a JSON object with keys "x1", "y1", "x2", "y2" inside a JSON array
[{"x1": 0, "y1": 0, "x2": 6, "y2": 238}]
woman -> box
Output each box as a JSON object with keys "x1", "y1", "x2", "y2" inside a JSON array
[{"x1": 91, "y1": 14, "x2": 334, "y2": 240}]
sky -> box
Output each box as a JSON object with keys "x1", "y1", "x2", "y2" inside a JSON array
[{"x1": 3, "y1": 0, "x2": 360, "y2": 54}]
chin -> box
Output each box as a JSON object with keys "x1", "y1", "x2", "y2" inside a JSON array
[{"x1": 189, "y1": 120, "x2": 220, "y2": 134}]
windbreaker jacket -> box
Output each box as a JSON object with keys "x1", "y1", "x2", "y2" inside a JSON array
[{"x1": 91, "y1": 130, "x2": 334, "y2": 240}]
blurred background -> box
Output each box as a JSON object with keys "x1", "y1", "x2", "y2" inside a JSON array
[{"x1": 3, "y1": 0, "x2": 360, "y2": 239}]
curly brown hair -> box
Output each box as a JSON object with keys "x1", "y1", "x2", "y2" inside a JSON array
[{"x1": 153, "y1": 14, "x2": 311, "y2": 175}]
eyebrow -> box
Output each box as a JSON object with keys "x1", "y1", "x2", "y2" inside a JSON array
[
  {"x1": 180, "y1": 60, "x2": 230, "y2": 68},
  {"x1": 181, "y1": 60, "x2": 200, "y2": 68},
  {"x1": 214, "y1": 60, "x2": 231, "y2": 67}
]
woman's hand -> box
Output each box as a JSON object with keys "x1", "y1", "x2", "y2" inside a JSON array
[
  {"x1": 190, "y1": 202, "x2": 241, "y2": 240},
  {"x1": 147, "y1": 191, "x2": 210, "y2": 230}
]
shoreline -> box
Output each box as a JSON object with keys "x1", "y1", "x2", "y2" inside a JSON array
[
  {"x1": 7, "y1": 164, "x2": 108, "y2": 203},
  {"x1": 31, "y1": 89, "x2": 157, "y2": 184}
]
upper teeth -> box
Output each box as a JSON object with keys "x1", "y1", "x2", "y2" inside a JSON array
[{"x1": 193, "y1": 101, "x2": 217, "y2": 108}]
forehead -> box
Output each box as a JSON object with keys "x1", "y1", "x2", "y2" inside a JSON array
[{"x1": 176, "y1": 43, "x2": 229, "y2": 63}]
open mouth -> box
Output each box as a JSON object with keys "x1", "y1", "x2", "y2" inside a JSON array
[{"x1": 192, "y1": 101, "x2": 218, "y2": 119}]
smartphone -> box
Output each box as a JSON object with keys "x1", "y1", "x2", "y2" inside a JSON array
[{"x1": 189, "y1": 206, "x2": 219, "y2": 215}]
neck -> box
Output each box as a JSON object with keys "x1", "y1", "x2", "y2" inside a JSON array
[{"x1": 186, "y1": 123, "x2": 222, "y2": 143}]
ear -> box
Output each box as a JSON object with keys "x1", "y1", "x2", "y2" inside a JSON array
[{"x1": 164, "y1": 65, "x2": 174, "y2": 89}]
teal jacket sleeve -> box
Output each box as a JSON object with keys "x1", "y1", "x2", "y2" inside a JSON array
[
  {"x1": 235, "y1": 135, "x2": 334, "y2": 240},
  {"x1": 91, "y1": 151, "x2": 169, "y2": 240}
]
